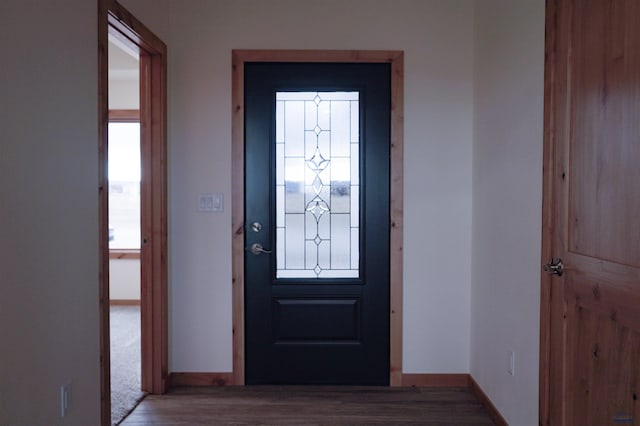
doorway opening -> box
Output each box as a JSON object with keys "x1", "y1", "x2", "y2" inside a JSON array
[
  {"x1": 99, "y1": 1, "x2": 168, "y2": 425},
  {"x1": 108, "y1": 34, "x2": 142, "y2": 424}
]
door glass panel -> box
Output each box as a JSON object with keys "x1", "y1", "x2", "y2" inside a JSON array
[{"x1": 276, "y1": 91, "x2": 359, "y2": 278}]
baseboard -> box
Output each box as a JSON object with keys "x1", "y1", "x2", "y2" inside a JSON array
[
  {"x1": 170, "y1": 372, "x2": 234, "y2": 387},
  {"x1": 169, "y1": 372, "x2": 469, "y2": 388},
  {"x1": 110, "y1": 299, "x2": 140, "y2": 306},
  {"x1": 401, "y1": 373, "x2": 470, "y2": 387},
  {"x1": 469, "y1": 375, "x2": 508, "y2": 426}
]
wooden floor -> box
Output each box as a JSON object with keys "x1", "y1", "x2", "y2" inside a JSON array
[{"x1": 121, "y1": 386, "x2": 495, "y2": 425}]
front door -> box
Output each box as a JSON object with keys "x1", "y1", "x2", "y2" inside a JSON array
[
  {"x1": 244, "y1": 62, "x2": 390, "y2": 385},
  {"x1": 544, "y1": 0, "x2": 640, "y2": 424}
]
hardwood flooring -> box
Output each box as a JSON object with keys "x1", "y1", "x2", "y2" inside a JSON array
[{"x1": 121, "y1": 386, "x2": 495, "y2": 425}]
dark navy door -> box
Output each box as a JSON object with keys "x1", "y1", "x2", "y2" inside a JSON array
[{"x1": 244, "y1": 62, "x2": 390, "y2": 384}]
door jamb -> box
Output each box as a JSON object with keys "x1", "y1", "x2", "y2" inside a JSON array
[
  {"x1": 539, "y1": 1, "x2": 564, "y2": 424},
  {"x1": 231, "y1": 50, "x2": 404, "y2": 386},
  {"x1": 99, "y1": 1, "x2": 168, "y2": 424}
]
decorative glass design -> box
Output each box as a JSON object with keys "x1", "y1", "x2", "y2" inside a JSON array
[{"x1": 276, "y1": 91, "x2": 360, "y2": 278}]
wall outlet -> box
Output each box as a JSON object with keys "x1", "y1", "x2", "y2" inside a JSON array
[
  {"x1": 60, "y1": 383, "x2": 71, "y2": 417},
  {"x1": 508, "y1": 351, "x2": 515, "y2": 376}
]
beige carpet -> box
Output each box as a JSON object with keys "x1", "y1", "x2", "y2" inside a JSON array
[{"x1": 110, "y1": 305, "x2": 145, "y2": 425}]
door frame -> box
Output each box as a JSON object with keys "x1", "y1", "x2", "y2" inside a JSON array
[
  {"x1": 231, "y1": 50, "x2": 404, "y2": 386},
  {"x1": 539, "y1": 1, "x2": 565, "y2": 423},
  {"x1": 98, "y1": 1, "x2": 168, "y2": 424}
]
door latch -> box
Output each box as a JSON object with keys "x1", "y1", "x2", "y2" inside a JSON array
[{"x1": 543, "y1": 258, "x2": 564, "y2": 276}]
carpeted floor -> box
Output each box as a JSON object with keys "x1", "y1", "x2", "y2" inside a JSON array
[{"x1": 110, "y1": 305, "x2": 145, "y2": 425}]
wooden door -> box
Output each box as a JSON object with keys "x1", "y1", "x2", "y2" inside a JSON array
[
  {"x1": 542, "y1": 0, "x2": 640, "y2": 424},
  {"x1": 244, "y1": 62, "x2": 390, "y2": 385}
]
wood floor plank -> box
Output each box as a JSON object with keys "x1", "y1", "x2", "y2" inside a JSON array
[{"x1": 121, "y1": 386, "x2": 495, "y2": 425}]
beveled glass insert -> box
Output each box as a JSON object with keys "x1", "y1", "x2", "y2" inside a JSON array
[{"x1": 276, "y1": 91, "x2": 359, "y2": 278}]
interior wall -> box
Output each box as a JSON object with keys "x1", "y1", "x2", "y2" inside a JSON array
[
  {"x1": 120, "y1": 0, "x2": 474, "y2": 374},
  {"x1": 0, "y1": 1, "x2": 100, "y2": 424},
  {"x1": 110, "y1": 260, "x2": 141, "y2": 300},
  {"x1": 470, "y1": 1, "x2": 545, "y2": 424},
  {"x1": 109, "y1": 79, "x2": 139, "y2": 110}
]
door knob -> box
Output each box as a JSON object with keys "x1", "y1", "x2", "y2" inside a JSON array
[
  {"x1": 543, "y1": 258, "x2": 564, "y2": 276},
  {"x1": 249, "y1": 243, "x2": 272, "y2": 255}
]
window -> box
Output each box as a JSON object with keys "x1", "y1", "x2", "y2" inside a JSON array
[
  {"x1": 108, "y1": 121, "x2": 140, "y2": 250},
  {"x1": 275, "y1": 91, "x2": 360, "y2": 278}
]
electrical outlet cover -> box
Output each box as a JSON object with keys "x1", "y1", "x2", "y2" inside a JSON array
[{"x1": 61, "y1": 383, "x2": 71, "y2": 417}]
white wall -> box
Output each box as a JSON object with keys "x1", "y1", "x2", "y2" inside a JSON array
[
  {"x1": 470, "y1": 1, "x2": 544, "y2": 424},
  {"x1": 110, "y1": 260, "x2": 141, "y2": 300},
  {"x1": 109, "y1": 79, "x2": 139, "y2": 110},
  {"x1": 108, "y1": 37, "x2": 140, "y2": 110},
  {"x1": 121, "y1": 0, "x2": 475, "y2": 374},
  {"x1": 0, "y1": 1, "x2": 100, "y2": 424}
]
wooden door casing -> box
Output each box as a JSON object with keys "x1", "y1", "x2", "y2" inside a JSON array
[
  {"x1": 231, "y1": 50, "x2": 404, "y2": 386},
  {"x1": 542, "y1": 0, "x2": 640, "y2": 424}
]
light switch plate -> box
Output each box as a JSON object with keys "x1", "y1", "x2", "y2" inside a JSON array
[{"x1": 198, "y1": 193, "x2": 223, "y2": 212}]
